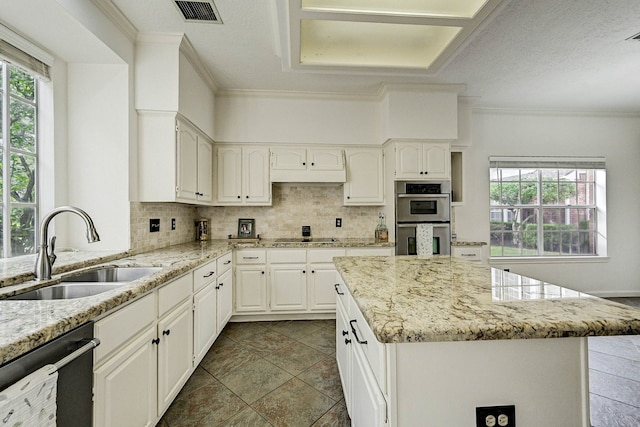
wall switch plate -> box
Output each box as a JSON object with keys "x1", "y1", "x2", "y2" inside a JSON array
[
  {"x1": 476, "y1": 405, "x2": 515, "y2": 427},
  {"x1": 171, "y1": 218, "x2": 176, "y2": 230},
  {"x1": 336, "y1": 218, "x2": 342, "y2": 227},
  {"x1": 150, "y1": 218, "x2": 160, "y2": 233},
  {"x1": 302, "y1": 225, "x2": 311, "y2": 237}
]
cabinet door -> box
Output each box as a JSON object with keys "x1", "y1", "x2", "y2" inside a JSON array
[
  {"x1": 157, "y1": 299, "x2": 193, "y2": 415},
  {"x1": 235, "y1": 265, "x2": 267, "y2": 312},
  {"x1": 344, "y1": 148, "x2": 384, "y2": 205},
  {"x1": 270, "y1": 264, "x2": 307, "y2": 311},
  {"x1": 243, "y1": 147, "x2": 271, "y2": 204},
  {"x1": 422, "y1": 142, "x2": 450, "y2": 179},
  {"x1": 94, "y1": 327, "x2": 157, "y2": 427},
  {"x1": 351, "y1": 342, "x2": 386, "y2": 427},
  {"x1": 216, "y1": 269, "x2": 233, "y2": 334},
  {"x1": 395, "y1": 142, "x2": 422, "y2": 179},
  {"x1": 308, "y1": 264, "x2": 338, "y2": 310},
  {"x1": 197, "y1": 138, "x2": 213, "y2": 202},
  {"x1": 176, "y1": 120, "x2": 198, "y2": 200},
  {"x1": 270, "y1": 148, "x2": 307, "y2": 170},
  {"x1": 308, "y1": 149, "x2": 344, "y2": 171},
  {"x1": 336, "y1": 300, "x2": 352, "y2": 416},
  {"x1": 216, "y1": 146, "x2": 242, "y2": 204},
  {"x1": 193, "y1": 282, "x2": 217, "y2": 366}
]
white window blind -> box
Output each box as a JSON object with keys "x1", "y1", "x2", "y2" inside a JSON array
[
  {"x1": 489, "y1": 156, "x2": 606, "y2": 170},
  {"x1": 0, "y1": 24, "x2": 52, "y2": 81}
]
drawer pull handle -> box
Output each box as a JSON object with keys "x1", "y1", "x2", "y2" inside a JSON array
[
  {"x1": 243, "y1": 256, "x2": 259, "y2": 260},
  {"x1": 223, "y1": 260, "x2": 232, "y2": 265},
  {"x1": 349, "y1": 320, "x2": 368, "y2": 344},
  {"x1": 203, "y1": 271, "x2": 215, "y2": 278},
  {"x1": 152, "y1": 338, "x2": 160, "y2": 345},
  {"x1": 345, "y1": 338, "x2": 351, "y2": 345},
  {"x1": 218, "y1": 282, "x2": 224, "y2": 287},
  {"x1": 334, "y1": 284, "x2": 344, "y2": 295},
  {"x1": 162, "y1": 329, "x2": 171, "y2": 336}
]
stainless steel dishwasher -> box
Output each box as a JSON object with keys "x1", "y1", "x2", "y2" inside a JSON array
[{"x1": 0, "y1": 322, "x2": 99, "y2": 427}]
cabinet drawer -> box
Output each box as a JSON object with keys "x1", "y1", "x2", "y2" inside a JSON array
[
  {"x1": 158, "y1": 273, "x2": 192, "y2": 317},
  {"x1": 308, "y1": 248, "x2": 346, "y2": 264},
  {"x1": 452, "y1": 246, "x2": 483, "y2": 261},
  {"x1": 217, "y1": 251, "x2": 233, "y2": 274},
  {"x1": 193, "y1": 259, "x2": 217, "y2": 293},
  {"x1": 235, "y1": 249, "x2": 266, "y2": 264},
  {"x1": 269, "y1": 249, "x2": 306, "y2": 264},
  {"x1": 350, "y1": 299, "x2": 386, "y2": 391},
  {"x1": 94, "y1": 293, "x2": 156, "y2": 366}
]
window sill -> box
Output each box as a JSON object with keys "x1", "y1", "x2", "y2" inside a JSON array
[{"x1": 489, "y1": 256, "x2": 609, "y2": 265}]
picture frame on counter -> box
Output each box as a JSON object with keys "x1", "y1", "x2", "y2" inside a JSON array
[{"x1": 238, "y1": 218, "x2": 255, "y2": 238}]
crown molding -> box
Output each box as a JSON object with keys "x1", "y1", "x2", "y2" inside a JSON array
[{"x1": 91, "y1": 0, "x2": 138, "y2": 43}]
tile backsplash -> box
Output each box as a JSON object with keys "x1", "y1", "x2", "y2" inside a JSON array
[
  {"x1": 130, "y1": 184, "x2": 383, "y2": 252},
  {"x1": 197, "y1": 184, "x2": 382, "y2": 239}
]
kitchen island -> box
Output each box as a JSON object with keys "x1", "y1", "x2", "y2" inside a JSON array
[{"x1": 333, "y1": 255, "x2": 640, "y2": 427}]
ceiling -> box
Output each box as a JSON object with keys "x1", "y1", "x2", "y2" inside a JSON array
[{"x1": 111, "y1": 0, "x2": 640, "y2": 112}]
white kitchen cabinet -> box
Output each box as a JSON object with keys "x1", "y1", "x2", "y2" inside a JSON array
[
  {"x1": 193, "y1": 282, "x2": 217, "y2": 366},
  {"x1": 176, "y1": 119, "x2": 213, "y2": 203},
  {"x1": 94, "y1": 327, "x2": 157, "y2": 427},
  {"x1": 216, "y1": 268, "x2": 233, "y2": 334},
  {"x1": 308, "y1": 248, "x2": 346, "y2": 311},
  {"x1": 336, "y1": 296, "x2": 352, "y2": 415},
  {"x1": 235, "y1": 249, "x2": 268, "y2": 312},
  {"x1": 451, "y1": 245, "x2": 484, "y2": 263},
  {"x1": 351, "y1": 340, "x2": 387, "y2": 427},
  {"x1": 270, "y1": 264, "x2": 307, "y2": 311},
  {"x1": 215, "y1": 145, "x2": 271, "y2": 205},
  {"x1": 270, "y1": 147, "x2": 346, "y2": 182},
  {"x1": 344, "y1": 148, "x2": 384, "y2": 205},
  {"x1": 395, "y1": 141, "x2": 450, "y2": 180},
  {"x1": 138, "y1": 113, "x2": 214, "y2": 205}
]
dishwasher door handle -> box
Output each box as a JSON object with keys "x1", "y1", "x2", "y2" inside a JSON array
[{"x1": 52, "y1": 338, "x2": 100, "y2": 371}]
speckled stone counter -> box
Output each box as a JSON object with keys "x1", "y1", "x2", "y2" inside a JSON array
[
  {"x1": 334, "y1": 255, "x2": 640, "y2": 344},
  {"x1": 0, "y1": 238, "x2": 392, "y2": 365}
]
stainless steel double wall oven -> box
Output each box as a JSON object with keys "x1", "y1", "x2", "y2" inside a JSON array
[{"x1": 395, "y1": 181, "x2": 451, "y2": 255}]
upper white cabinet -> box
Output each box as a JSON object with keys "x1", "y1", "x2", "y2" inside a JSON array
[
  {"x1": 344, "y1": 148, "x2": 384, "y2": 205},
  {"x1": 215, "y1": 145, "x2": 271, "y2": 205},
  {"x1": 270, "y1": 147, "x2": 346, "y2": 182},
  {"x1": 394, "y1": 141, "x2": 450, "y2": 180},
  {"x1": 138, "y1": 113, "x2": 213, "y2": 205}
]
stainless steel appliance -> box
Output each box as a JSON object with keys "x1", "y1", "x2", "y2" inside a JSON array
[
  {"x1": 0, "y1": 322, "x2": 99, "y2": 427},
  {"x1": 395, "y1": 181, "x2": 451, "y2": 255}
]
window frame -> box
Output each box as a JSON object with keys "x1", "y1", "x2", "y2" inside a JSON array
[
  {"x1": 1, "y1": 60, "x2": 40, "y2": 258},
  {"x1": 489, "y1": 157, "x2": 607, "y2": 259}
]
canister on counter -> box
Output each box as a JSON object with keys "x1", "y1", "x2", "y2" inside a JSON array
[{"x1": 196, "y1": 218, "x2": 209, "y2": 241}]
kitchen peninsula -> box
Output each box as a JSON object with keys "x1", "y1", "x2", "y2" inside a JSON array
[{"x1": 334, "y1": 256, "x2": 640, "y2": 427}]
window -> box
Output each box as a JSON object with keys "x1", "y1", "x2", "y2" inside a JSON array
[
  {"x1": 0, "y1": 60, "x2": 39, "y2": 258},
  {"x1": 489, "y1": 157, "x2": 606, "y2": 257}
]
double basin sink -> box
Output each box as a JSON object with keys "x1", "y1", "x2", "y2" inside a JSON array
[{"x1": 7, "y1": 266, "x2": 162, "y2": 301}]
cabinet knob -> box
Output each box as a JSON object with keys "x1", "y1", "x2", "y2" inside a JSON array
[
  {"x1": 237, "y1": 195, "x2": 241, "y2": 199},
  {"x1": 311, "y1": 162, "x2": 315, "y2": 166},
  {"x1": 344, "y1": 338, "x2": 352, "y2": 345},
  {"x1": 302, "y1": 162, "x2": 306, "y2": 166},
  {"x1": 302, "y1": 270, "x2": 306, "y2": 274},
  {"x1": 152, "y1": 338, "x2": 160, "y2": 345},
  {"x1": 261, "y1": 271, "x2": 265, "y2": 274},
  {"x1": 342, "y1": 330, "x2": 348, "y2": 336},
  {"x1": 215, "y1": 285, "x2": 220, "y2": 289},
  {"x1": 419, "y1": 171, "x2": 424, "y2": 175},
  {"x1": 246, "y1": 196, "x2": 249, "y2": 199},
  {"x1": 162, "y1": 329, "x2": 171, "y2": 336},
  {"x1": 347, "y1": 196, "x2": 350, "y2": 199}
]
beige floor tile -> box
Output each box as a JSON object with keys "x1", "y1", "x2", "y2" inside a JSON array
[
  {"x1": 267, "y1": 319, "x2": 329, "y2": 340},
  {"x1": 298, "y1": 325, "x2": 336, "y2": 355},
  {"x1": 311, "y1": 402, "x2": 351, "y2": 427},
  {"x1": 252, "y1": 378, "x2": 336, "y2": 427},
  {"x1": 297, "y1": 357, "x2": 344, "y2": 401},
  {"x1": 240, "y1": 329, "x2": 298, "y2": 357},
  {"x1": 218, "y1": 358, "x2": 293, "y2": 404},
  {"x1": 200, "y1": 336, "x2": 262, "y2": 378},
  {"x1": 265, "y1": 340, "x2": 329, "y2": 375},
  {"x1": 222, "y1": 321, "x2": 269, "y2": 341}
]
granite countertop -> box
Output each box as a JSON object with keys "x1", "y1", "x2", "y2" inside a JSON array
[
  {"x1": 0, "y1": 238, "x2": 391, "y2": 365},
  {"x1": 334, "y1": 255, "x2": 640, "y2": 344}
]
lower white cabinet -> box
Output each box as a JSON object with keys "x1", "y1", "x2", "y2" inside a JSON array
[
  {"x1": 336, "y1": 297, "x2": 352, "y2": 414},
  {"x1": 94, "y1": 252, "x2": 234, "y2": 427},
  {"x1": 157, "y1": 299, "x2": 193, "y2": 414},
  {"x1": 270, "y1": 263, "x2": 307, "y2": 311},
  {"x1": 351, "y1": 340, "x2": 386, "y2": 427},
  {"x1": 94, "y1": 326, "x2": 157, "y2": 427}
]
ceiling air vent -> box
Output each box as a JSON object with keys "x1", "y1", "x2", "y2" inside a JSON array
[{"x1": 174, "y1": 0, "x2": 222, "y2": 23}]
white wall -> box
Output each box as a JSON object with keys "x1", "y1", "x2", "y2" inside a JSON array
[{"x1": 454, "y1": 110, "x2": 640, "y2": 296}]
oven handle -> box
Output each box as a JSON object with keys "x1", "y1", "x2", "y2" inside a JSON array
[
  {"x1": 396, "y1": 194, "x2": 450, "y2": 199},
  {"x1": 52, "y1": 338, "x2": 100, "y2": 372}
]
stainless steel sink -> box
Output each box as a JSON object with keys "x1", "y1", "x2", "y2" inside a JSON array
[
  {"x1": 62, "y1": 266, "x2": 162, "y2": 282},
  {"x1": 7, "y1": 266, "x2": 163, "y2": 300},
  {"x1": 7, "y1": 283, "x2": 128, "y2": 300}
]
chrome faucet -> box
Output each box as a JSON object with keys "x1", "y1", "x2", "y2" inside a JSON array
[{"x1": 34, "y1": 206, "x2": 100, "y2": 281}]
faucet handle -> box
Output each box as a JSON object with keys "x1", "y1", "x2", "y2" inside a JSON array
[{"x1": 49, "y1": 235, "x2": 57, "y2": 267}]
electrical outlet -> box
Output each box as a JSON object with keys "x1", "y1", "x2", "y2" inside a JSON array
[
  {"x1": 476, "y1": 405, "x2": 515, "y2": 427},
  {"x1": 171, "y1": 218, "x2": 176, "y2": 230},
  {"x1": 336, "y1": 218, "x2": 342, "y2": 227},
  {"x1": 150, "y1": 218, "x2": 160, "y2": 233}
]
